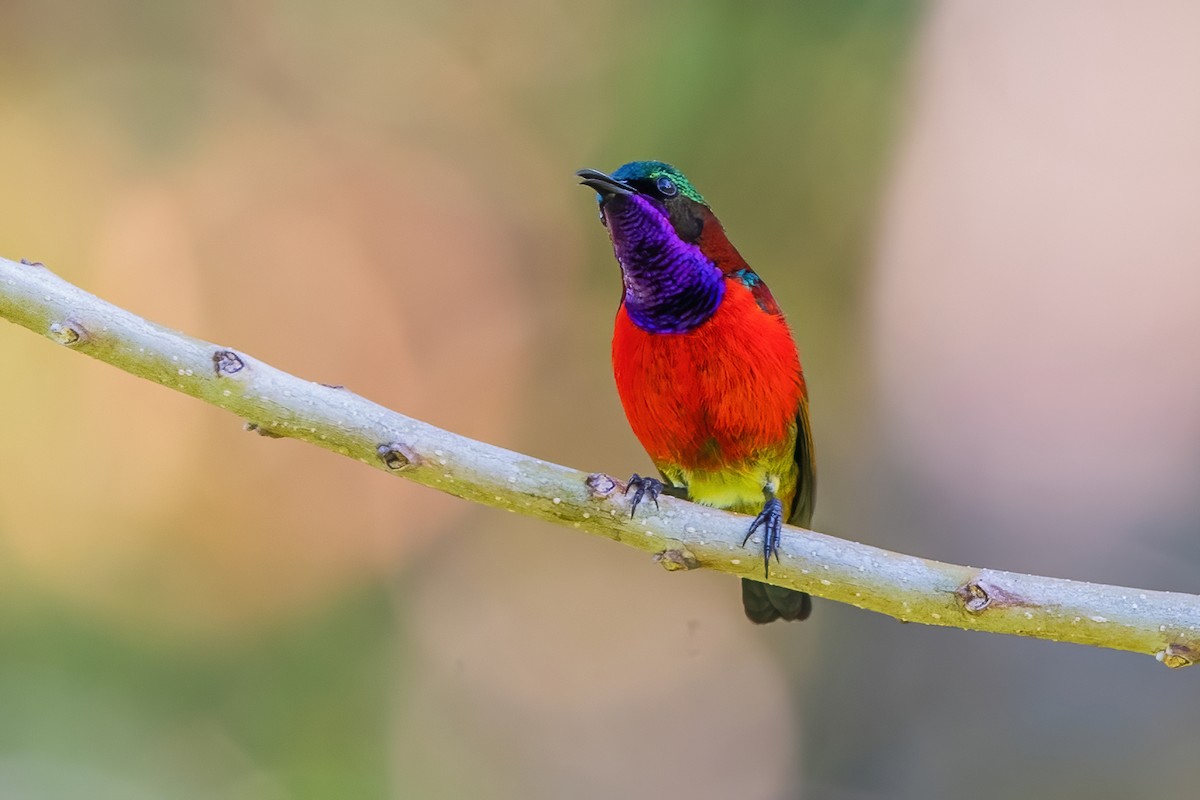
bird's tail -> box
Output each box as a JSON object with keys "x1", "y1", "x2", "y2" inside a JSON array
[{"x1": 741, "y1": 579, "x2": 812, "y2": 624}]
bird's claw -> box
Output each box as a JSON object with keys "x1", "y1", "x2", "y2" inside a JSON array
[
  {"x1": 624, "y1": 473, "x2": 663, "y2": 518},
  {"x1": 743, "y1": 497, "x2": 784, "y2": 579}
]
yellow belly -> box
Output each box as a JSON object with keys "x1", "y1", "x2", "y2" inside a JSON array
[{"x1": 661, "y1": 456, "x2": 798, "y2": 517}]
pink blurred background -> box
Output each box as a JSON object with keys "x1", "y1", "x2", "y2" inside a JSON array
[{"x1": 1, "y1": 2, "x2": 1198, "y2": 798}]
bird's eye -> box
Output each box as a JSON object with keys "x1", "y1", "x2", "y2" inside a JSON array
[{"x1": 655, "y1": 176, "x2": 678, "y2": 198}]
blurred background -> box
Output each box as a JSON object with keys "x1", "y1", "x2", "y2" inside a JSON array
[{"x1": 1, "y1": 1, "x2": 1199, "y2": 797}]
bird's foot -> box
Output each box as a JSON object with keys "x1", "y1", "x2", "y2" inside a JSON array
[
  {"x1": 624, "y1": 473, "x2": 663, "y2": 518},
  {"x1": 742, "y1": 497, "x2": 784, "y2": 579}
]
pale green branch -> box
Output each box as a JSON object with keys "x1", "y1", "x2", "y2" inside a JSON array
[{"x1": 1, "y1": 255, "x2": 1197, "y2": 667}]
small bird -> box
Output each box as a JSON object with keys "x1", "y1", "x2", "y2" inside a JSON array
[{"x1": 577, "y1": 161, "x2": 815, "y2": 623}]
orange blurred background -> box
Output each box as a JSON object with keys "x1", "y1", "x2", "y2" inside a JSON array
[{"x1": 2, "y1": 2, "x2": 1199, "y2": 798}]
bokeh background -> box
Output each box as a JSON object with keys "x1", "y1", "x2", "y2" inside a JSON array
[{"x1": 2, "y1": 1, "x2": 1199, "y2": 798}]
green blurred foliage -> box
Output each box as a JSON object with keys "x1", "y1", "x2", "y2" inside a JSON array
[{"x1": 0, "y1": 583, "x2": 392, "y2": 798}]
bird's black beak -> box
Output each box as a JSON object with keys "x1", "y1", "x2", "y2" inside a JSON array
[{"x1": 576, "y1": 168, "x2": 636, "y2": 199}]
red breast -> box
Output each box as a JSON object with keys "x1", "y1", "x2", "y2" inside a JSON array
[{"x1": 612, "y1": 277, "x2": 805, "y2": 471}]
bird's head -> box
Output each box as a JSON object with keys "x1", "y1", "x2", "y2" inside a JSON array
[{"x1": 576, "y1": 160, "x2": 710, "y2": 244}]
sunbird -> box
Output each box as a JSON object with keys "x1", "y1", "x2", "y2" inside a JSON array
[{"x1": 577, "y1": 161, "x2": 815, "y2": 623}]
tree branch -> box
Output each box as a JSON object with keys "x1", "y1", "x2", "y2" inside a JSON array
[{"x1": 1, "y1": 255, "x2": 1197, "y2": 667}]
